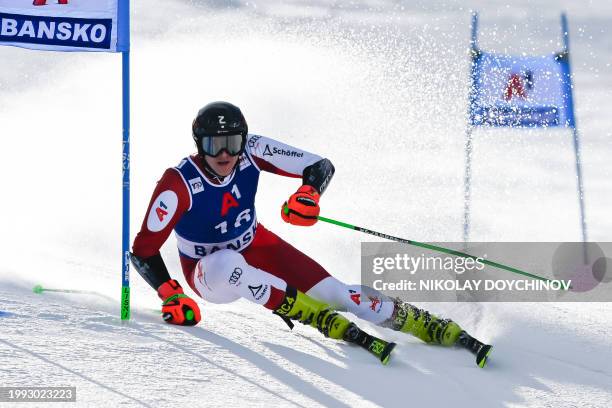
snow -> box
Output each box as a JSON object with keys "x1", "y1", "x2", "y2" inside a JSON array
[{"x1": 1, "y1": 0, "x2": 611, "y2": 407}]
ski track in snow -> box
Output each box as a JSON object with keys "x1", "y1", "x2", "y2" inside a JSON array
[
  {"x1": 1, "y1": 285, "x2": 611, "y2": 407},
  {"x1": 1, "y1": 0, "x2": 612, "y2": 407}
]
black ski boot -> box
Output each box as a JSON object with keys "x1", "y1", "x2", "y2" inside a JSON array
[{"x1": 457, "y1": 331, "x2": 493, "y2": 368}]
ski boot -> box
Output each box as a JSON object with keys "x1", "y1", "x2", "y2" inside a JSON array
[
  {"x1": 385, "y1": 299, "x2": 463, "y2": 346},
  {"x1": 274, "y1": 287, "x2": 396, "y2": 364},
  {"x1": 273, "y1": 286, "x2": 351, "y2": 339},
  {"x1": 385, "y1": 299, "x2": 492, "y2": 367},
  {"x1": 457, "y1": 331, "x2": 493, "y2": 368}
]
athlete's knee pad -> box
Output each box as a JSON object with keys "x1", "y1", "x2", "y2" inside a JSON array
[
  {"x1": 195, "y1": 249, "x2": 287, "y2": 306},
  {"x1": 193, "y1": 249, "x2": 247, "y2": 304},
  {"x1": 203, "y1": 249, "x2": 247, "y2": 284}
]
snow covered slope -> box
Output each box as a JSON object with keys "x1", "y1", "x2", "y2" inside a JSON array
[
  {"x1": 2, "y1": 282, "x2": 612, "y2": 407},
  {"x1": 1, "y1": 0, "x2": 611, "y2": 407}
]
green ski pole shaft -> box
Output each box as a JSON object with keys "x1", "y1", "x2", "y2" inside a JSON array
[
  {"x1": 317, "y1": 216, "x2": 555, "y2": 284},
  {"x1": 33, "y1": 285, "x2": 162, "y2": 315},
  {"x1": 33, "y1": 285, "x2": 102, "y2": 295}
]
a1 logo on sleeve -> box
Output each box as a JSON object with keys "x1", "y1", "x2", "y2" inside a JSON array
[{"x1": 147, "y1": 190, "x2": 178, "y2": 232}]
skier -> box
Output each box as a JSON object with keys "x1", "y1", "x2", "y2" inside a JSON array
[{"x1": 131, "y1": 101, "x2": 491, "y2": 366}]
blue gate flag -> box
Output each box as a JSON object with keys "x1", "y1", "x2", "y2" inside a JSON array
[
  {"x1": 0, "y1": 0, "x2": 128, "y2": 52},
  {"x1": 464, "y1": 12, "x2": 587, "y2": 248},
  {"x1": 469, "y1": 49, "x2": 575, "y2": 128}
]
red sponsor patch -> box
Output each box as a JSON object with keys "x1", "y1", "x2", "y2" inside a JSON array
[{"x1": 368, "y1": 296, "x2": 381, "y2": 311}]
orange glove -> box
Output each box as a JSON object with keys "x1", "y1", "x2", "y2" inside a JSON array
[
  {"x1": 157, "y1": 279, "x2": 201, "y2": 326},
  {"x1": 281, "y1": 185, "x2": 320, "y2": 226}
]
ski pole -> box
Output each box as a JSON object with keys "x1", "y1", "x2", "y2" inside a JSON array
[
  {"x1": 33, "y1": 285, "x2": 124, "y2": 305},
  {"x1": 33, "y1": 285, "x2": 105, "y2": 296},
  {"x1": 33, "y1": 285, "x2": 166, "y2": 315},
  {"x1": 317, "y1": 215, "x2": 557, "y2": 284}
]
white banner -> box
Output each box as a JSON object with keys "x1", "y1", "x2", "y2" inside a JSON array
[{"x1": 0, "y1": 0, "x2": 121, "y2": 52}]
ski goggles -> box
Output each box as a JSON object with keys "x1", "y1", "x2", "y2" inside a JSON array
[{"x1": 199, "y1": 134, "x2": 244, "y2": 157}]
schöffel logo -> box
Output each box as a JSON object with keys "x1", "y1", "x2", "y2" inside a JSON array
[
  {"x1": 248, "y1": 284, "x2": 262, "y2": 298},
  {"x1": 0, "y1": 4, "x2": 112, "y2": 49},
  {"x1": 262, "y1": 144, "x2": 304, "y2": 158},
  {"x1": 272, "y1": 146, "x2": 304, "y2": 158},
  {"x1": 263, "y1": 144, "x2": 273, "y2": 156}
]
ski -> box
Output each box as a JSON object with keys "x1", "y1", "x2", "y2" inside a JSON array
[
  {"x1": 343, "y1": 323, "x2": 396, "y2": 365},
  {"x1": 457, "y1": 331, "x2": 493, "y2": 368}
]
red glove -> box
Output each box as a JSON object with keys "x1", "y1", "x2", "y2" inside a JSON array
[
  {"x1": 157, "y1": 279, "x2": 201, "y2": 326},
  {"x1": 281, "y1": 185, "x2": 320, "y2": 226}
]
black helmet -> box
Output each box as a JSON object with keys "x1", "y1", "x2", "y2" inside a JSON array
[{"x1": 192, "y1": 101, "x2": 248, "y2": 157}]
